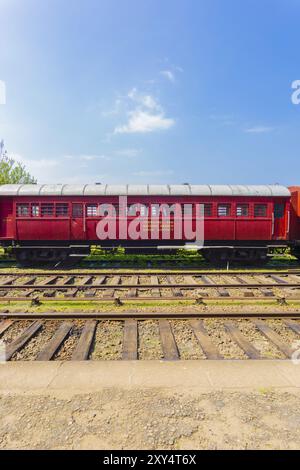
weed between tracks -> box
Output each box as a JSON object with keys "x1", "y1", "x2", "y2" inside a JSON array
[
  {"x1": 1, "y1": 299, "x2": 300, "y2": 314},
  {"x1": 0, "y1": 250, "x2": 298, "y2": 274}
]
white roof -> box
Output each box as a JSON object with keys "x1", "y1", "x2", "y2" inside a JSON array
[{"x1": 0, "y1": 184, "x2": 291, "y2": 197}]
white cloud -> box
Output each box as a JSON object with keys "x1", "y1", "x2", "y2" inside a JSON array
[
  {"x1": 127, "y1": 88, "x2": 160, "y2": 111},
  {"x1": 114, "y1": 88, "x2": 175, "y2": 134},
  {"x1": 244, "y1": 126, "x2": 274, "y2": 134},
  {"x1": 115, "y1": 148, "x2": 141, "y2": 158},
  {"x1": 133, "y1": 169, "x2": 174, "y2": 177},
  {"x1": 115, "y1": 110, "x2": 174, "y2": 134},
  {"x1": 64, "y1": 154, "x2": 111, "y2": 161},
  {"x1": 160, "y1": 70, "x2": 175, "y2": 82}
]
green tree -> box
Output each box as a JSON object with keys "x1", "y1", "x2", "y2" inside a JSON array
[{"x1": 0, "y1": 143, "x2": 36, "y2": 184}]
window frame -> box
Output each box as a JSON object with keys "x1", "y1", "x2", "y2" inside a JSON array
[
  {"x1": 31, "y1": 203, "x2": 40, "y2": 217},
  {"x1": 72, "y1": 203, "x2": 83, "y2": 218},
  {"x1": 274, "y1": 203, "x2": 285, "y2": 219},
  {"x1": 55, "y1": 203, "x2": 69, "y2": 217},
  {"x1": 236, "y1": 204, "x2": 249, "y2": 217},
  {"x1": 40, "y1": 203, "x2": 55, "y2": 217},
  {"x1": 254, "y1": 204, "x2": 268, "y2": 218},
  {"x1": 217, "y1": 203, "x2": 231, "y2": 217},
  {"x1": 16, "y1": 203, "x2": 30, "y2": 217},
  {"x1": 203, "y1": 203, "x2": 213, "y2": 217},
  {"x1": 86, "y1": 204, "x2": 98, "y2": 217}
]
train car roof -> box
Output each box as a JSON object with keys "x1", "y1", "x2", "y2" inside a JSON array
[{"x1": 0, "y1": 184, "x2": 291, "y2": 197}]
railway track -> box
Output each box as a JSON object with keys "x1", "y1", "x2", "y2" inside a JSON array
[
  {"x1": 1, "y1": 314, "x2": 300, "y2": 361},
  {"x1": 0, "y1": 271, "x2": 300, "y2": 302}
]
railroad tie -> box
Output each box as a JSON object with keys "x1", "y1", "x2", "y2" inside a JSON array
[
  {"x1": 237, "y1": 275, "x2": 274, "y2": 297},
  {"x1": 70, "y1": 276, "x2": 94, "y2": 297},
  {"x1": 0, "y1": 319, "x2": 13, "y2": 336},
  {"x1": 166, "y1": 276, "x2": 183, "y2": 297},
  {"x1": 122, "y1": 319, "x2": 138, "y2": 360},
  {"x1": 257, "y1": 274, "x2": 281, "y2": 296},
  {"x1": 20, "y1": 289, "x2": 35, "y2": 298},
  {"x1": 0, "y1": 277, "x2": 15, "y2": 286},
  {"x1": 64, "y1": 288, "x2": 79, "y2": 298},
  {"x1": 103, "y1": 276, "x2": 121, "y2": 298},
  {"x1": 158, "y1": 320, "x2": 179, "y2": 360},
  {"x1": 77, "y1": 276, "x2": 94, "y2": 286},
  {"x1": 254, "y1": 320, "x2": 294, "y2": 358},
  {"x1": 284, "y1": 320, "x2": 300, "y2": 336},
  {"x1": 259, "y1": 289, "x2": 275, "y2": 297},
  {"x1": 5, "y1": 321, "x2": 43, "y2": 361},
  {"x1": 189, "y1": 320, "x2": 223, "y2": 359},
  {"x1": 199, "y1": 275, "x2": 229, "y2": 297},
  {"x1": 23, "y1": 277, "x2": 37, "y2": 286},
  {"x1": 59, "y1": 276, "x2": 76, "y2": 286},
  {"x1": 35, "y1": 276, "x2": 59, "y2": 286},
  {"x1": 42, "y1": 289, "x2": 56, "y2": 298},
  {"x1": 36, "y1": 321, "x2": 73, "y2": 361},
  {"x1": 224, "y1": 321, "x2": 261, "y2": 359},
  {"x1": 71, "y1": 320, "x2": 97, "y2": 361},
  {"x1": 150, "y1": 276, "x2": 160, "y2": 297},
  {"x1": 232, "y1": 276, "x2": 254, "y2": 297},
  {"x1": 84, "y1": 276, "x2": 106, "y2": 298},
  {"x1": 128, "y1": 276, "x2": 139, "y2": 298},
  {"x1": 92, "y1": 276, "x2": 107, "y2": 286},
  {"x1": 268, "y1": 274, "x2": 289, "y2": 285}
]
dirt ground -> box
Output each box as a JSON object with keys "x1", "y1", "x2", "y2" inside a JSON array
[{"x1": 1, "y1": 388, "x2": 300, "y2": 449}]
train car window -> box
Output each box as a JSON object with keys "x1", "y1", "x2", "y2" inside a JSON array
[
  {"x1": 236, "y1": 204, "x2": 249, "y2": 217},
  {"x1": 41, "y1": 203, "x2": 54, "y2": 216},
  {"x1": 218, "y1": 204, "x2": 231, "y2": 217},
  {"x1": 254, "y1": 204, "x2": 267, "y2": 217},
  {"x1": 274, "y1": 203, "x2": 285, "y2": 219},
  {"x1": 17, "y1": 203, "x2": 29, "y2": 217},
  {"x1": 204, "y1": 204, "x2": 212, "y2": 217},
  {"x1": 31, "y1": 204, "x2": 40, "y2": 217},
  {"x1": 86, "y1": 204, "x2": 98, "y2": 217},
  {"x1": 56, "y1": 203, "x2": 68, "y2": 217},
  {"x1": 197, "y1": 204, "x2": 212, "y2": 217},
  {"x1": 72, "y1": 204, "x2": 83, "y2": 218}
]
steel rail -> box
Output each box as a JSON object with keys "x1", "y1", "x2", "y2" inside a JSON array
[
  {"x1": 0, "y1": 270, "x2": 299, "y2": 277},
  {"x1": 1, "y1": 311, "x2": 300, "y2": 320},
  {"x1": 0, "y1": 295, "x2": 298, "y2": 302},
  {"x1": 0, "y1": 294, "x2": 300, "y2": 303},
  {"x1": 0, "y1": 282, "x2": 299, "y2": 289}
]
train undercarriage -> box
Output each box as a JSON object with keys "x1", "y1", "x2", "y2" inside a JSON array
[{"x1": 2, "y1": 240, "x2": 290, "y2": 266}]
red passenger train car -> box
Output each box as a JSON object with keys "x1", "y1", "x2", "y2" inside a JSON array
[
  {"x1": 0, "y1": 183, "x2": 295, "y2": 264},
  {"x1": 289, "y1": 186, "x2": 300, "y2": 260}
]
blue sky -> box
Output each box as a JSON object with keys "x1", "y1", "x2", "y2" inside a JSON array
[{"x1": 0, "y1": 0, "x2": 300, "y2": 185}]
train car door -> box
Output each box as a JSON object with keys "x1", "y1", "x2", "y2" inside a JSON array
[
  {"x1": 71, "y1": 203, "x2": 85, "y2": 240},
  {"x1": 0, "y1": 197, "x2": 14, "y2": 238},
  {"x1": 272, "y1": 203, "x2": 286, "y2": 240}
]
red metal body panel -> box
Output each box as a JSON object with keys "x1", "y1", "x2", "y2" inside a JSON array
[
  {"x1": 288, "y1": 187, "x2": 300, "y2": 241},
  {"x1": 0, "y1": 194, "x2": 290, "y2": 245}
]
